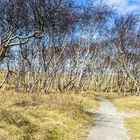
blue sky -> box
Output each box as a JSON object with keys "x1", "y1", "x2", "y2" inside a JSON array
[{"x1": 77, "y1": 0, "x2": 140, "y2": 14}]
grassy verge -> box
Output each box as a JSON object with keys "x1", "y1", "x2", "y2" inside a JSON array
[
  {"x1": 102, "y1": 93, "x2": 140, "y2": 140},
  {"x1": 0, "y1": 90, "x2": 98, "y2": 140}
]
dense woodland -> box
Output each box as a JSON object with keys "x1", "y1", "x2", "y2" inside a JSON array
[{"x1": 0, "y1": 0, "x2": 140, "y2": 95}]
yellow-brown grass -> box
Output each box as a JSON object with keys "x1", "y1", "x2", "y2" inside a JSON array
[{"x1": 0, "y1": 90, "x2": 99, "y2": 140}]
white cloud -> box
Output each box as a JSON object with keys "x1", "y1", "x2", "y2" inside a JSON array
[{"x1": 102, "y1": 0, "x2": 140, "y2": 14}]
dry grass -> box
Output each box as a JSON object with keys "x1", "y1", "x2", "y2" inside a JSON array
[
  {"x1": 101, "y1": 92, "x2": 140, "y2": 140},
  {"x1": 0, "y1": 90, "x2": 99, "y2": 140},
  {"x1": 126, "y1": 117, "x2": 140, "y2": 140}
]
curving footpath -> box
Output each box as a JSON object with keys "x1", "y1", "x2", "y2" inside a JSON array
[{"x1": 87, "y1": 96, "x2": 129, "y2": 140}]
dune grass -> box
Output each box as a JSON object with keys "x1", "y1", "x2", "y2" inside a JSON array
[{"x1": 0, "y1": 90, "x2": 98, "y2": 140}]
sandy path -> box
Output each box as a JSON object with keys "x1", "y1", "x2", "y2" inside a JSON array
[{"x1": 87, "y1": 96, "x2": 129, "y2": 140}]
